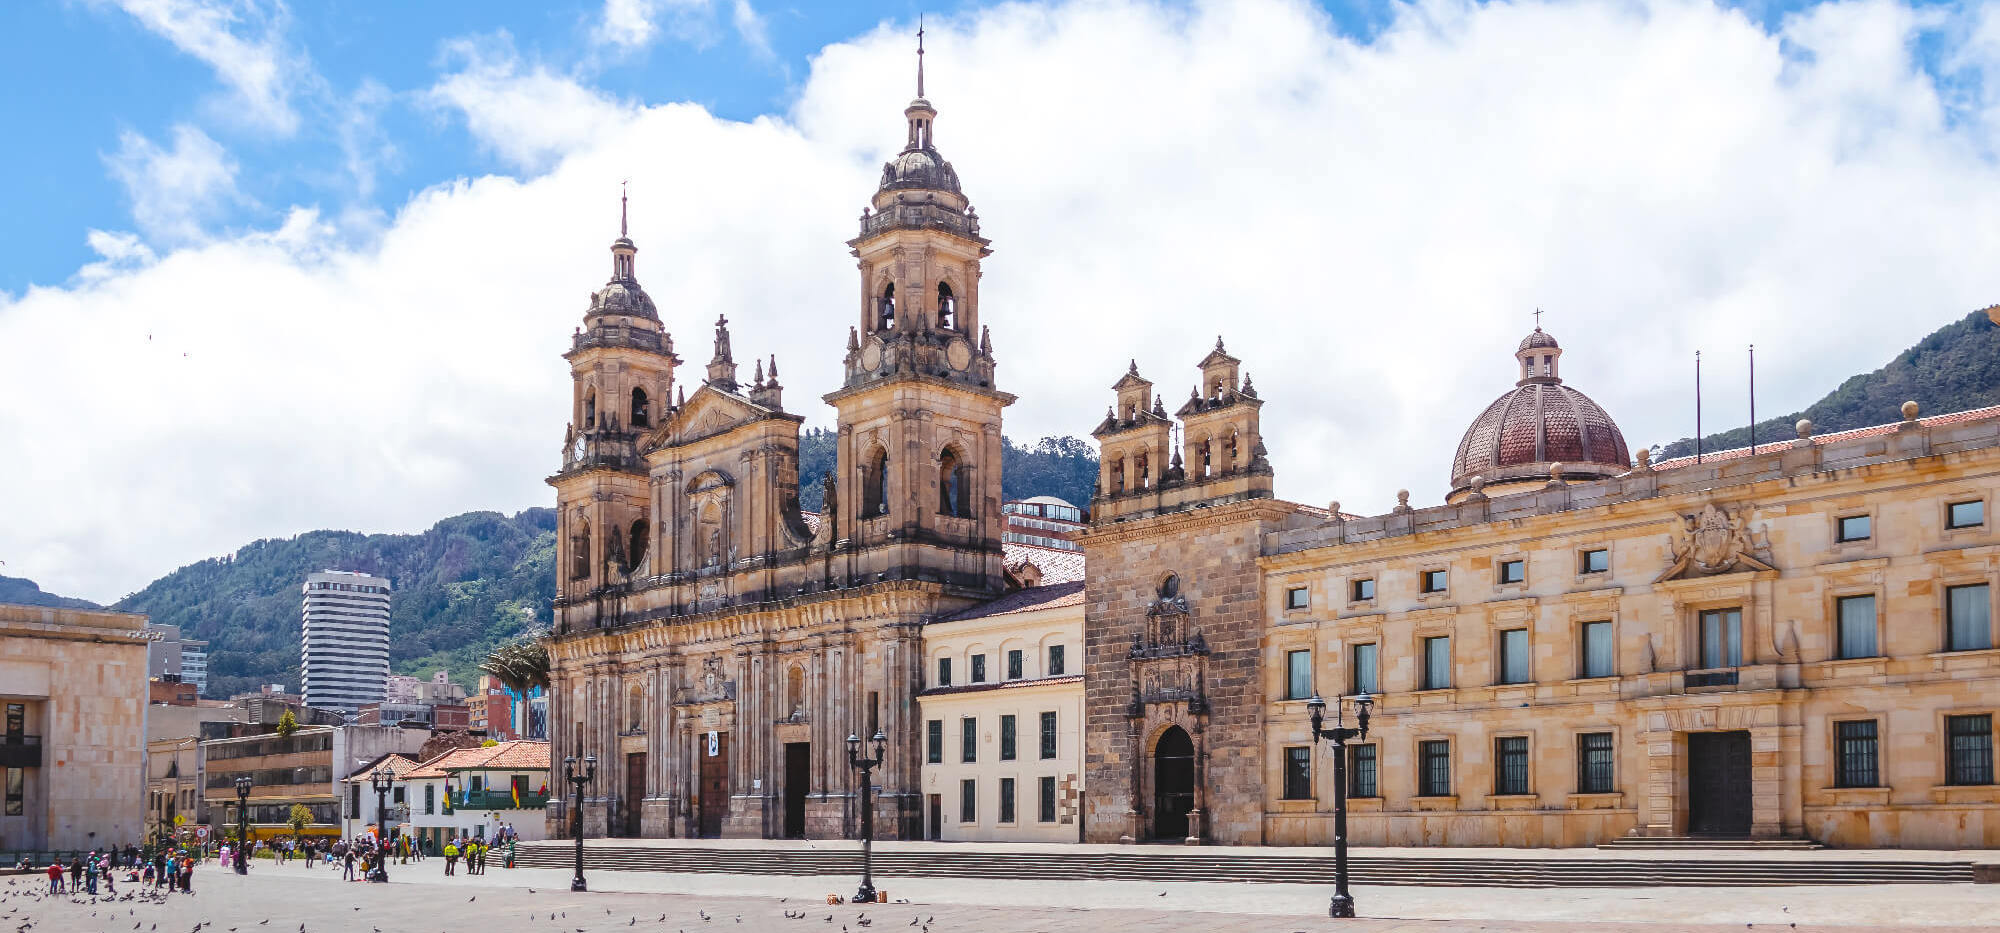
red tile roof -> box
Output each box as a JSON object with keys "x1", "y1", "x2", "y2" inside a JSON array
[
  {"x1": 342, "y1": 753, "x2": 422, "y2": 784},
  {"x1": 939, "y1": 580, "x2": 1085, "y2": 623},
  {"x1": 919, "y1": 674, "x2": 1083, "y2": 697},
  {"x1": 1651, "y1": 405, "x2": 2000, "y2": 471},
  {"x1": 398, "y1": 741, "x2": 550, "y2": 780},
  {"x1": 1003, "y1": 542, "x2": 1085, "y2": 584}
]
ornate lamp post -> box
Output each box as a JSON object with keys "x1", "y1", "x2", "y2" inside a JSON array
[
  {"x1": 1305, "y1": 693, "x2": 1374, "y2": 919},
  {"x1": 368, "y1": 765, "x2": 396, "y2": 882},
  {"x1": 233, "y1": 776, "x2": 253, "y2": 874},
  {"x1": 564, "y1": 754, "x2": 597, "y2": 892},
  {"x1": 844, "y1": 730, "x2": 887, "y2": 905}
]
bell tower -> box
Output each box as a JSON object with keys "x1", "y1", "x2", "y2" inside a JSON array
[
  {"x1": 823, "y1": 32, "x2": 1012, "y2": 593},
  {"x1": 551, "y1": 191, "x2": 680, "y2": 625}
]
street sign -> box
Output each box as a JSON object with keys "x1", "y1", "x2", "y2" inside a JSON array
[{"x1": 195, "y1": 826, "x2": 209, "y2": 840}]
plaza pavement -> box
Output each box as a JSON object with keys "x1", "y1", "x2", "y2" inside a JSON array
[{"x1": 1, "y1": 855, "x2": 1994, "y2": 933}]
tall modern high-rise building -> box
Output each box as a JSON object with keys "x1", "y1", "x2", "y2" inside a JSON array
[{"x1": 299, "y1": 571, "x2": 392, "y2": 715}]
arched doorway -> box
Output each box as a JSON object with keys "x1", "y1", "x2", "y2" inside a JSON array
[{"x1": 1152, "y1": 726, "x2": 1195, "y2": 840}]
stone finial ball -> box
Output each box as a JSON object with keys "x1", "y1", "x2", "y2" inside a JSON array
[
  {"x1": 1396, "y1": 489, "x2": 1410, "y2": 506},
  {"x1": 1634, "y1": 448, "x2": 1650, "y2": 467},
  {"x1": 1901, "y1": 400, "x2": 1920, "y2": 420},
  {"x1": 1328, "y1": 500, "x2": 1341, "y2": 516},
  {"x1": 1549, "y1": 462, "x2": 1565, "y2": 480},
  {"x1": 1470, "y1": 474, "x2": 1485, "y2": 491},
  {"x1": 1796, "y1": 419, "x2": 1813, "y2": 439}
]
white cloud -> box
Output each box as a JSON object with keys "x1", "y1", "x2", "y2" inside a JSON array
[
  {"x1": 96, "y1": 0, "x2": 302, "y2": 133},
  {"x1": 591, "y1": 0, "x2": 772, "y2": 55},
  {"x1": 9, "y1": 0, "x2": 2000, "y2": 602},
  {"x1": 731, "y1": 0, "x2": 774, "y2": 59},
  {"x1": 102, "y1": 124, "x2": 245, "y2": 244}
]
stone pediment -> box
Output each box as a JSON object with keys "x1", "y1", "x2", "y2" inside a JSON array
[
  {"x1": 649, "y1": 386, "x2": 774, "y2": 449},
  {"x1": 1656, "y1": 503, "x2": 1776, "y2": 582}
]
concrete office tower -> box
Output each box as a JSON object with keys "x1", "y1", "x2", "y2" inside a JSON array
[{"x1": 299, "y1": 571, "x2": 392, "y2": 715}]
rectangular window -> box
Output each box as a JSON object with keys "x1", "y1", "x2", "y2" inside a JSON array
[
  {"x1": 1947, "y1": 500, "x2": 1986, "y2": 530},
  {"x1": 1580, "y1": 548, "x2": 1609, "y2": 574},
  {"x1": 1836, "y1": 514, "x2": 1872, "y2": 542},
  {"x1": 1422, "y1": 635, "x2": 1452, "y2": 690},
  {"x1": 1835, "y1": 720, "x2": 1879, "y2": 788},
  {"x1": 998, "y1": 777, "x2": 1016, "y2": 823},
  {"x1": 959, "y1": 779, "x2": 976, "y2": 823},
  {"x1": 1282, "y1": 746, "x2": 1312, "y2": 800},
  {"x1": 1421, "y1": 569, "x2": 1448, "y2": 594},
  {"x1": 1580, "y1": 621, "x2": 1615, "y2": 678},
  {"x1": 961, "y1": 718, "x2": 977, "y2": 763},
  {"x1": 1038, "y1": 775, "x2": 1058, "y2": 822},
  {"x1": 1946, "y1": 714, "x2": 1994, "y2": 785},
  {"x1": 1947, "y1": 584, "x2": 1992, "y2": 652},
  {"x1": 1039, "y1": 711, "x2": 1057, "y2": 760},
  {"x1": 1285, "y1": 649, "x2": 1313, "y2": 700},
  {"x1": 868, "y1": 691, "x2": 880, "y2": 735},
  {"x1": 927, "y1": 719, "x2": 943, "y2": 764},
  {"x1": 1006, "y1": 650, "x2": 1023, "y2": 680},
  {"x1": 1699, "y1": 608, "x2": 1742, "y2": 668},
  {"x1": 1836, "y1": 595, "x2": 1878, "y2": 659},
  {"x1": 3, "y1": 703, "x2": 20, "y2": 738},
  {"x1": 1047, "y1": 645, "x2": 1065, "y2": 676},
  {"x1": 1351, "y1": 578, "x2": 1375, "y2": 601},
  {"x1": 938, "y1": 657, "x2": 952, "y2": 687},
  {"x1": 1498, "y1": 559, "x2": 1525, "y2": 585},
  {"x1": 1418, "y1": 740, "x2": 1451, "y2": 796},
  {"x1": 4, "y1": 768, "x2": 20, "y2": 816},
  {"x1": 1577, "y1": 732, "x2": 1615, "y2": 794},
  {"x1": 1498, "y1": 629, "x2": 1531, "y2": 684},
  {"x1": 1348, "y1": 744, "x2": 1378, "y2": 798},
  {"x1": 423, "y1": 784, "x2": 435, "y2": 815},
  {"x1": 1351, "y1": 643, "x2": 1378, "y2": 695},
  {"x1": 971, "y1": 655, "x2": 987, "y2": 683},
  {"x1": 1286, "y1": 587, "x2": 1310, "y2": 610},
  {"x1": 1495, "y1": 736, "x2": 1530, "y2": 795},
  {"x1": 1000, "y1": 715, "x2": 1017, "y2": 761}
]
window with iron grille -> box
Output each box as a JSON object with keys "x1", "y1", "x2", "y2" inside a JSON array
[
  {"x1": 1006, "y1": 650, "x2": 1023, "y2": 680},
  {"x1": 1835, "y1": 720, "x2": 1879, "y2": 788},
  {"x1": 1038, "y1": 775, "x2": 1057, "y2": 822},
  {"x1": 1418, "y1": 740, "x2": 1451, "y2": 796},
  {"x1": 1285, "y1": 649, "x2": 1313, "y2": 700},
  {"x1": 1282, "y1": 746, "x2": 1312, "y2": 799},
  {"x1": 960, "y1": 718, "x2": 977, "y2": 763},
  {"x1": 1498, "y1": 629, "x2": 1530, "y2": 684},
  {"x1": 998, "y1": 778, "x2": 1015, "y2": 823},
  {"x1": 1577, "y1": 732, "x2": 1615, "y2": 794},
  {"x1": 1348, "y1": 744, "x2": 1377, "y2": 798},
  {"x1": 1946, "y1": 714, "x2": 1994, "y2": 786},
  {"x1": 927, "y1": 720, "x2": 943, "y2": 764},
  {"x1": 1422, "y1": 636, "x2": 1451, "y2": 690},
  {"x1": 1835, "y1": 595, "x2": 1878, "y2": 659},
  {"x1": 1047, "y1": 645, "x2": 1065, "y2": 676},
  {"x1": 998, "y1": 714, "x2": 1017, "y2": 761},
  {"x1": 1351, "y1": 643, "x2": 1378, "y2": 695},
  {"x1": 971, "y1": 655, "x2": 987, "y2": 683},
  {"x1": 1947, "y1": 584, "x2": 1991, "y2": 652},
  {"x1": 959, "y1": 779, "x2": 976, "y2": 823},
  {"x1": 1039, "y1": 711, "x2": 1057, "y2": 760},
  {"x1": 1495, "y1": 736, "x2": 1530, "y2": 795},
  {"x1": 937, "y1": 657, "x2": 952, "y2": 686}
]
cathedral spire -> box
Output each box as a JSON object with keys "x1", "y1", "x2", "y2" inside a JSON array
[
  {"x1": 916, "y1": 15, "x2": 926, "y2": 99},
  {"x1": 707, "y1": 315, "x2": 738, "y2": 391},
  {"x1": 620, "y1": 180, "x2": 629, "y2": 238}
]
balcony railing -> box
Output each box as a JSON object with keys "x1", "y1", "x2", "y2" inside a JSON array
[
  {"x1": 0, "y1": 735, "x2": 40, "y2": 769},
  {"x1": 1684, "y1": 669, "x2": 1740, "y2": 688},
  {"x1": 450, "y1": 790, "x2": 550, "y2": 811}
]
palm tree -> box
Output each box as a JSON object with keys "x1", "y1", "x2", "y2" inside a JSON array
[{"x1": 479, "y1": 634, "x2": 551, "y2": 693}]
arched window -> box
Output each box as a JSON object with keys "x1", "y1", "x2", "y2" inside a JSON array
[
  {"x1": 1134, "y1": 449, "x2": 1150, "y2": 490},
  {"x1": 630, "y1": 388, "x2": 650, "y2": 428},
  {"x1": 938, "y1": 447, "x2": 969, "y2": 517},
  {"x1": 1111, "y1": 457, "x2": 1126, "y2": 494},
  {"x1": 1199, "y1": 439, "x2": 1213, "y2": 478},
  {"x1": 697, "y1": 503, "x2": 723, "y2": 568},
  {"x1": 1158, "y1": 573, "x2": 1180, "y2": 600},
  {"x1": 785, "y1": 665, "x2": 806, "y2": 720},
  {"x1": 626, "y1": 684, "x2": 644, "y2": 733},
  {"x1": 572, "y1": 519, "x2": 591, "y2": 580},
  {"x1": 583, "y1": 390, "x2": 597, "y2": 427},
  {"x1": 861, "y1": 447, "x2": 890, "y2": 517},
  {"x1": 626, "y1": 519, "x2": 649, "y2": 572},
  {"x1": 936, "y1": 281, "x2": 956, "y2": 330},
  {"x1": 1210, "y1": 379, "x2": 1223, "y2": 401},
  {"x1": 878, "y1": 283, "x2": 896, "y2": 332},
  {"x1": 1226, "y1": 430, "x2": 1239, "y2": 469}
]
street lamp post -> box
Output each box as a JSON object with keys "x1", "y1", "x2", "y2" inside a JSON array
[
  {"x1": 844, "y1": 730, "x2": 887, "y2": 906},
  {"x1": 233, "y1": 777, "x2": 253, "y2": 875},
  {"x1": 1305, "y1": 693, "x2": 1374, "y2": 919},
  {"x1": 368, "y1": 766, "x2": 396, "y2": 882},
  {"x1": 563, "y1": 754, "x2": 597, "y2": 892}
]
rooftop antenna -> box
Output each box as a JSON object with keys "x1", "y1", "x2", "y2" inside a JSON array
[{"x1": 916, "y1": 14, "x2": 926, "y2": 98}]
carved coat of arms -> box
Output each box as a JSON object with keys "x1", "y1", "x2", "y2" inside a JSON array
[{"x1": 1659, "y1": 503, "x2": 1774, "y2": 581}]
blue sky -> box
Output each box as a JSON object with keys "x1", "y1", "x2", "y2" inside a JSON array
[{"x1": 4, "y1": 0, "x2": 1998, "y2": 601}]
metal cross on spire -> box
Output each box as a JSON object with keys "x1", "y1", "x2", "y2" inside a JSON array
[
  {"x1": 620, "y1": 179, "x2": 629, "y2": 238},
  {"x1": 1533, "y1": 307, "x2": 1543, "y2": 329},
  {"x1": 916, "y1": 15, "x2": 926, "y2": 98}
]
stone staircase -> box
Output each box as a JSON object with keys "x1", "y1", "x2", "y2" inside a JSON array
[
  {"x1": 513, "y1": 843, "x2": 1973, "y2": 888},
  {"x1": 1598, "y1": 836, "x2": 1825, "y2": 851}
]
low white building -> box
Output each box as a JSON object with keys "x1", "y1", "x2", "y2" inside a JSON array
[
  {"x1": 918, "y1": 544, "x2": 1086, "y2": 842},
  {"x1": 399, "y1": 741, "x2": 552, "y2": 852}
]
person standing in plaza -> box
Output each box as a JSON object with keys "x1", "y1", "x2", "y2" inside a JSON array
[
  {"x1": 443, "y1": 838, "x2": 458, "y2": 876},
  {"x1": 180, "y1": 852, "x2": 194, "y2": 894},
  {"x1": 46, "y1": 859, "x2": 62, "y2": 895},
  {"x1": 341, "y1": 845, "x2": 356, "y2": 881}
]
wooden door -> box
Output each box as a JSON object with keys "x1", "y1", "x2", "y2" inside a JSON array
[
  {"x1": 697, "y1": 732, "x2": 730, "y2": 838},
  {"x1": 783, "y1": 743, "x2": 809, "y2": 839},
  {"x1": 624, "y1": 753, "x2": 647, "y2": 836},
  {"x1": 1687, "y1": 731, "x2": 1752, "y2": 836}
]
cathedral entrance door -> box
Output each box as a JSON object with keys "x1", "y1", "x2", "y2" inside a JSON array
[
  {"x1": 783, "y1": 743, "x2": 809, "y2": 839},
  {"x1": 623, "y1": 753, "x2": 647, "y2": 837},
  {"x1": 1151, "y1": 726, "x2": 1195, "y2": 841},
  {"x1": 697, "y1": 731, "x2": 730, "y2": 838},
  {"x1": 1687, "y1": 731, "x2": 1752, "y2": 837}
]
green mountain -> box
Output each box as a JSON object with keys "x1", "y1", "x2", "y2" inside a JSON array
[
  {"x1": 114, "y1": 509, "x2": 557, "y2": 699},
  {"x1": 0, "y1": 575, "x2": 100, "y2": 610},
  {"x1": 1659, "y1": 307, "x2": 2000, "y2": 459}
]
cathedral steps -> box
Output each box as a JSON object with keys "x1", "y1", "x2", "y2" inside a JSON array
[
  {"x1": 1597, "y1": 836, "x2": 1826, "y2": 850},
  {"x1": 512, "y1": 843, "x2": 1973, "y2": 887}
]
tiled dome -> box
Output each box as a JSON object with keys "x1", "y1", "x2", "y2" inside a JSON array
[{"x1": 1449, "y1": 328, "x2": 1630, "y2": 499}]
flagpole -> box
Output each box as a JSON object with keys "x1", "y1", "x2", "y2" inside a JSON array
[
  {"x1": 1696, "y1": 351, "x2": 1703, "y2": 464},
  {"x1": 1748, "y1": 344, "x2": 1757, "y2": 455}
]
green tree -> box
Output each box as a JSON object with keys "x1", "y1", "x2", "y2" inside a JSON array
[
  {"x1": 287, "y1": 803, "x2": 312, "y2": 844},
  {"x1": 480, "y1": 634, "x2": 551, "y2": 692},
  {"x1": 275, "y1": 707, "x2": 299, "y2": 737}
]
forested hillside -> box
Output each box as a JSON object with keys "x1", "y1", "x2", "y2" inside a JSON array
[
  {"x1": 114, "y1": 509, "x2": 556, "y2": 698},
  {"x1": 0, "y1": 575, "x2": 99, "y2": 609},
  {"x1": 1660, "y1": 308, "x2": 2000, "y2": 459},
  {"x1": 795, "y1": 432, "x2": 1099, "y2": 512}
]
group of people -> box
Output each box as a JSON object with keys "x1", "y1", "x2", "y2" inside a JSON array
[{"x1": 39, "y1": 847, "x2": 201, "y2": 896}]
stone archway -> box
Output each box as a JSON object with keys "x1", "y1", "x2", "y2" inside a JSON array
[{"x1": 1152, "y1": 725, "x2": 1195, "y2": 841}]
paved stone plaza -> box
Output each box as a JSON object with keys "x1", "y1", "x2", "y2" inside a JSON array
[{"x1": 3, "y1": 857, "x2": 1996, "y2": 932}]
